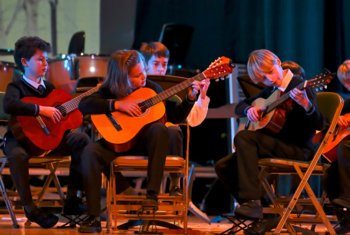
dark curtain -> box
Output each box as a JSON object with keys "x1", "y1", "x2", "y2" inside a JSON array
[
  {"x1": 133, "y1": 0, "x2": 350, "y2": 78},
  {"x1": 131, "y1": 0, "x2": 350, "y2": 207},
  {"x1": 132, "y1": 0, "x2": 350, "y2": 164}
]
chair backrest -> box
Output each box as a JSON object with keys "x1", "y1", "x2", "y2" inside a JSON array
[
  {"x1": 316, "y1": 92, "x2": 343, "y2": 127},
  {"x1": 237, "y1": 74, "x2": 265, "y2": 98},
  {"x1": 147, "y1": 74, "x2": 188, "y2": 101},
  {"x1": 309, "y1": 92, "x2": 343, "y2": 163}
]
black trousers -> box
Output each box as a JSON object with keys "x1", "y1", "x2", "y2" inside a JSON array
[
  {"x1": 325, "y1": 138, "x2": 350, "y2": 200},
  {"x1": 337, "y1": 138, "x2": 350, "y2": 197},
  {"x1": 113, "y1": 124, "x2": 183, "y2": 193},
  {"x1": 167, "y1": 125, "x2": 183, "y2": 156},
  {"x1": 80, "y1": 122, "x2": 169, "y2": 216},
  {"x1": 215, "y1": 130, "x2": 311, "y2": 202},
  {"x1": 4, "y1": 131, "x2": 90, "y2": 206}
]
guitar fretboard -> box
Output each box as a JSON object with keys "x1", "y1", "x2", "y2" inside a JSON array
[
  {"x1": 139, "y1": 73, "x2": 206, "y2": 111},
  {"x1": 265, "y1": 81, "x2": 304, "y2": 114},
  {"x1": 57, "y1": 87, "x2": 99, "y2": 115}
]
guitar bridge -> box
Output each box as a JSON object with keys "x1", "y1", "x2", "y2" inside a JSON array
[
  {"x1": 107, "y1": 113, "x2": 122, "y2": 131},
  {"x1": 35, "y1": 116, "x2": 50, "y2": 135}
]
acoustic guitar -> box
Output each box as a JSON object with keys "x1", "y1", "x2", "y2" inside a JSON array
[
  {"x1": 322, "y1": 113, "x2": 350, "y2": 162},
  {"x1": 91, "y1": 56, "x2": 234, "y2": 152},
  {"x1": 10, "y1": 86, "x2": 99, "y2": 155},
  {"x1": 239, "y1": 71, "x2": 333, "y2": 134}
]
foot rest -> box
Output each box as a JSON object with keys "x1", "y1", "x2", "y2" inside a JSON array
[
  {"x1": 216, "y1": 214, "x2": 256, "y2": 235},
  {"x1": 135, "y1": 220, "x2": 163, "y2": 235}
]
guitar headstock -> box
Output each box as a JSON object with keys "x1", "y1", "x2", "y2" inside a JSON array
[
  {"x1": 203, "y1": 56, "x2": 235, "y2": 81},
  {"x1": 304, "y1": 70, "x2": 334, "y2": 91}
]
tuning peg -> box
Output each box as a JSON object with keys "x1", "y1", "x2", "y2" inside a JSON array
[
  {"x1": 215, "y1": 78, "x2": 219, "y2": 82},
  {"x1": 220, "y1": 77, "x2": 225, "y2": 80},
  {"x1": 323, "y1": 68, "x2": 331, "y2": 74}
]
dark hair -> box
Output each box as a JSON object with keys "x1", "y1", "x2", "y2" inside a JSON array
[
  {"x1": 102, "y1": 50, "x2": 146, "y2": 99},
  {"x1": 14, "y1": 36, "x2": 51, "y2": 73},
  {"x1": 139, "y1": 42, "x2": 169, "y2": 63},
  {"x1": 281, "y1": 60, "x2": 306, "y2": 79}
]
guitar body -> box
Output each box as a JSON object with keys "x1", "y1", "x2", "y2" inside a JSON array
[
  {"x1": 91, "y1": 87, "x2": 166, "y2": 152},
  {"x1": 90, "y1": 56, "x2": 234, "y2": 152},
  {"x1": 242, "y1": 91, "x2": 288, "y2": 134},
  {"x1": 322, "y1": 127, "x2": 350, "y2": 162},
  {"x1": 11, "y1": 89, "x2": 83, "y2": 154}
]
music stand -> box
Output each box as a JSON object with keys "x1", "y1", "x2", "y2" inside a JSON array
[
  {"x1": 158, "y1": 23, "x2": 194, "y2": 67},
  {"x1": 237, "y1": 75, "x2": 265, "y2": 98},
  {"x1": 68, "y1": 31, "x2": 85, "y2": 55}
]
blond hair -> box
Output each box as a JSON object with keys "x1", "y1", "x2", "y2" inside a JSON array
[
  {"x1": 337, "y1": 60, "x2": 350, "y2": 85},
  {"x1": 247, "y1": 49, "x2": 279, "y2": 84}
]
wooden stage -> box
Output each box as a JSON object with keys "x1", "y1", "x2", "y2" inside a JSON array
[{"x1": 0, "y1": 213, "x2": 332, "y2": 235}]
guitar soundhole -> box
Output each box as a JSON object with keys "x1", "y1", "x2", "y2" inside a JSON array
[{"x1": 138, "y1": 108, "x2": 150, "y2": 118}]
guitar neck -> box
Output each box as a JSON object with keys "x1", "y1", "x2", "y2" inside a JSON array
[
  {"x1": 139, "y1": 73, "x2": 206, "y2": 110},
  {"x1": 57, "y1": 86, "x2": 99, "y2": 115},
  {"x1": 265, "y1": 82, "x2": 304, "y2": 113}
]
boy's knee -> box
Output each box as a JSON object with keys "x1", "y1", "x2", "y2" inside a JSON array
[{"x1": 7, "y1": 148, "x2": 29, "y2": 164}]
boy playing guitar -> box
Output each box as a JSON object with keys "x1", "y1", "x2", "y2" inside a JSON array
[{"x1": 3, "y1": 36, "x2": 89, "y2": 228}]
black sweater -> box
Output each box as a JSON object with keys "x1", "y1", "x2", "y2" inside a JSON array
[
  {"x1": 78, "y1": 79, "x2": 194, "y2": 124},
  {"x1": 4, "y1": 79, "x2": 55, "y2": 116},
  {"x1": 3, "y1": 79, "x2": 56, "y2": 136},
  {"x1": 340, "y1": 90, "x2": 350, "y2": 115},
  {"x1": 235, "y1": 76, "x2": 325, "y2": 151}
]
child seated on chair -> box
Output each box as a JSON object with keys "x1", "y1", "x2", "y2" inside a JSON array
[
  {"x1": 3, "y1": 36, "x2": 90, "y2": 228},
  {"x1": 140, "y1": 42, "x2": 210, "y2": 196},
  {"x1": 77, "y1": 50, "x2": 197, "y2": 233},
  {"x1": 323, "y1": 60, "x2": 350, "y2": 234},
  {"x1": 215, "y1": 49, "x2": 325, "y2": 232}
]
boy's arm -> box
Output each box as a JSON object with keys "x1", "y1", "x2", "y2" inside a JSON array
[
  {"x1": 235, "y1": 87, "x2": 272, "y2": 117},
  {"x1": 186, "y1": 96, "x2": 210, "y2": 127},
  {"x1": 79, "y1": 91, "x2": 114, "y2": 115},
  {"x1": 4, "y1": 84, "x2": 39, "y2": 116}
]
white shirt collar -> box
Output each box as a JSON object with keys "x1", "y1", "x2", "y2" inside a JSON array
[
  {"x1": 22, "y1": 75, "x2": 46, "y2": 89},
  {"x1": 277, "y1": 69, "x2": 293, "y2": 92}
]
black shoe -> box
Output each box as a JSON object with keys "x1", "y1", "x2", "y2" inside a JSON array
[
  {"x1": 78, "y1": 215, "x2": 102, "y2": 233},
  {"x1": 63, "y1": 196, "x2": 86, "y2": 215},
  {"x1": 244, "y1": 217, "x2": 280, "y2": 235},
  {"x1": 169, "y1": 186, "x2": 183, "y2": 196},
  {"x1": 25, "y1": 207, "x2": 58, "y2": 228},
  {"x1": 235, "y1": 200, "x2": 263, "y2": 220},
  {"x1": 334, "y1": 207, "x2": 350, "y2": 234},
  {"x1": 332, "y1": 197, "x2": 350, "y2": 209},
  {"x1": 335, "y1": 224, "x2": 350, "y2": 235}
]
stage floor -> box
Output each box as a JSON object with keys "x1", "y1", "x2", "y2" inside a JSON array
[{"x1": 0, "y1": 213, "x2": 334, "y2": 235}]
